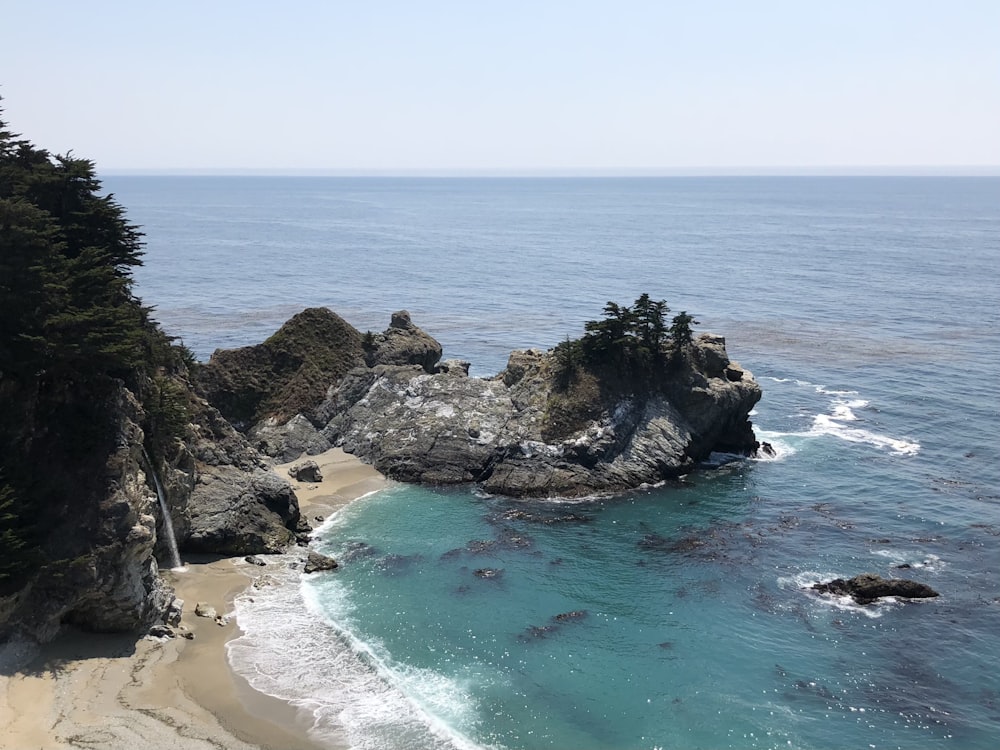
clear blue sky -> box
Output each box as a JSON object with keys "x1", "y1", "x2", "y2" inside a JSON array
[{"x1": 2, "y1": 1, "x2": 998, "y2": 173}]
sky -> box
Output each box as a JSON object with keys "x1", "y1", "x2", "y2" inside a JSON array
[{"x1": 1, "y1": 1, "x2": 998, "y2": 174}]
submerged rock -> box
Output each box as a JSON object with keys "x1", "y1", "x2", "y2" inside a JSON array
[{"x1": 811, "y1": 573, "x2": 940, "y2": 605}]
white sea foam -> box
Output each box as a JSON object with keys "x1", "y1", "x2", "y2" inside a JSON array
[
  {"x1": 227, "y1": 556, "x2": 495, "y2": 750},
  {"x1": 751, "y1": 432, "x2": 796, "y2": 461},
  {"x1": 872, "y1": 549, "x2": 944, "y2": 571},
  {"x1": 808, "y1": 412, "x2": 919, "y2": 456},
  {"x1": 778, "y1": 572, "x2": 898, "y2": 619},
  {"x1": 757, "y1": 379, "x2": 919, "y2": 456}
]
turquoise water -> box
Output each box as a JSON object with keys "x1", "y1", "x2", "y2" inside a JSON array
[{"x1": 106, "y1": 176, "x2": 1000, "y2": 749}]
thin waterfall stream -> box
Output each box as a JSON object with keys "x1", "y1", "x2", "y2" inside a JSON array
[{"x1": 142, "y1": 447, "x2": 183, "y2": 570}]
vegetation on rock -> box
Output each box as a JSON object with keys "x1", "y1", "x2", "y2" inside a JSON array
[
  {"x1": 196, "y1": 306, "x2": 366, "y2": 429},
  {"x1": 544, "y1": 295, "x2": 701, "y2": 440}
]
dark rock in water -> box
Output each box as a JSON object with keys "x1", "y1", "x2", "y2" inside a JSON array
[
  {"x1": 758, "y1": 441, "x2": 776, "y2": 457},
  {"x1": 341, "y1": 541, "x2": 379, "y2": 561},
  {"x1": 288, "y1": 459, "x2": 323, "y2": 483},
  {"x1": 244, "y1": 555, "x2": 266, "y2": 566},
  {"x1": 304, "y1": 551, "x2": 339, "y2": 574},
  {"x1": 376, "y1": 553, "x2": 424, "y2": 575},
  {"x1": 498, "y1": 508, "x2": 594, "y2": 524},
  {"x1": 812, "y1": 573, "x2": 939, "y2": 605},
  {"x1": 519, "y1": 624, "x2": 558, "y2": 640},
  {"x1": 553, "y1": 610, "x2": 588, "y2": 622},
  {"x1": 474, "y1": 568, "x2": 504, "y2": 579}
]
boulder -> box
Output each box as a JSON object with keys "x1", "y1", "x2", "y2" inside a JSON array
[
  {"x1": 194, "y1": 602, "x2": 217, "y2": 618},
  {"x1": 812, "y1": 573, "x2": 940, "y2": 605},
  {"x1": 147, "y1": 624, "x2": 175, "y2": 639},
  {"x1": 364, "y1": 310, "x2": 443, "y2": 373},
  {"x1": 288, "y1": 459, "x2": 323, "y2": 483},
  {"x1": 250, "y1": 414, "x2": 331, "y2": 463},
  {"x1": 304, "y1": 551, "x2": 339, "y2": 574},
  {"x1": 184, "y1": 465, "x2": 297, "y2": 555},
  {"x1": 165, "y1": 597, "x2": 184, "y2": 626}
]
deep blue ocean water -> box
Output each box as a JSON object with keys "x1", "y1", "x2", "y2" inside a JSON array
[{"x1": 104, "y1": 176, "x2": 1000, "y2": 749}]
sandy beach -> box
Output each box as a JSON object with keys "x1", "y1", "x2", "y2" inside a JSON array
[{"x1": 0, "y1": 448, "x2": 389, "y2": 750}]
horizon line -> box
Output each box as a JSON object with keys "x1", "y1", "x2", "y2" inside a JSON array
[{"x1": 99, "y1": 165, "x2": 1000, "y2": 178}]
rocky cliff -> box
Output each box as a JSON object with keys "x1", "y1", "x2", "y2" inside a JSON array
[
  {"x1": 211, "y1": 308, "x2": 762, "y2": 498},
  {"x1": 0, "y1": 370, "x2": 302, "y2": 645},
  {"x1": 317, "y1": 331, "x2": 761, "y2": 497}
]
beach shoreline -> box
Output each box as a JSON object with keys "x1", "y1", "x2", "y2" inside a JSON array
[{"x1": 0, "y1": 447, "x2": 389, "y2": 750}]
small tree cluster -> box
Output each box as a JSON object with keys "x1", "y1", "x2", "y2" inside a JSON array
[{"x1": 552, "y1": 295, "x2": 700, "y2": 387}]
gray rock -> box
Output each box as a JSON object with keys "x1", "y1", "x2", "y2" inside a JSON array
[
  {"x1": 365, "y1": 310, "x2": 443, "y2": 373},
  {"x1": 147, "y1": 624, "x2": 175, "y2": 639},
  {"x1": 250, "y1": 414, "x2": 331, "y2": 463},
  {"x1": 304, "y1": 551, "x2": 339, "y2": 574},
  {"x1": 244, "y1": 555, "x2": 267, "y2": 567},
  {"x1": 166, "y1": 597, "x2": 184, "y2": 626},
  {"x1": 288, "y1": 459, "x2": 323, "y2": 483},
  {"x1": 438, "y1": 359, "x2": 471, "y2": 376},
  {"x1": 185, "y1": 465, "x2": 298, "y2": 555},
  {"x1": 194, "y1": 602, "x2": 217, "y2": 618},
  {"x1": 320, "y1": 334, "x2": 760, "y2": 497}
]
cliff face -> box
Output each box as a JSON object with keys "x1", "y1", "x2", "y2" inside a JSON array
[
  {"x1": 0, "y1": 373, "x2": 301, "y2": 644},
  {"x1": 317, "y1": 332, "x2": 761, "y2": 497},
  {"x1": 0, "y1": 384, "x2": 173, "y2": 643}
]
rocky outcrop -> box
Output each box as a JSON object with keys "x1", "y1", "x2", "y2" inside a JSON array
[
  {"x1": 812, "y1": 573, "x2": 940, "y2": 605},
  {"x1": 227, "y1": 309, "x2": 442, "y2": 461},
  {"x1": 318, "y1": 330, "x2": 761, "y2": 497},
  {"x1": 181, "y1": 396, "x2": 300, "y2": 555},
  {"x1": 363, "y1": 310, "x2": 443, "y2": 372},
  {"x1": 196, "y1": 307, "x2": 366, "y2": 431}
]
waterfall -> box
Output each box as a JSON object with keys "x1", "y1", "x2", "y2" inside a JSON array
[{"x1": 142, "y1": 447, "x2": 183, "y2": 570}]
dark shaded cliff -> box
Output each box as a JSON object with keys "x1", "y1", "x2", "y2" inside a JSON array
[{"x1": 0, "y1": 108, "x2": 300, "y2": 644}]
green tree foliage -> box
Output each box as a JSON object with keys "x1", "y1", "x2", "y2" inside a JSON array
[
  {"x1": 1, "y1": 101, "x2": 189, "y2": 589},
  {"x1": 0, "y1": 114, "x2": 156, "y2": 383},
  {"x1": 577, "y1": 294, "x2": 673, "y2": 374},
  {"x1": 552, "y1": 294, "x2": 700, "y2": 392},
  {"x1": 669, "y1": 311, "x2": 699, "y2": 347}
]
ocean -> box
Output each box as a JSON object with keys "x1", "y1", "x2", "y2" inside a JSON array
[{"x1": 104, "y1": 175, "x2": 1000, "y2": 750}]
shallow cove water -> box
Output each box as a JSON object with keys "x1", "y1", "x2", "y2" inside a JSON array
[{"x1": 107, "y1": 176, "x2": 1000, "y2": 749}]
